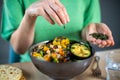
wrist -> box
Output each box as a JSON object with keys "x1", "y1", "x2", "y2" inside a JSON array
[
  {"x1": 23, "y1": 14, "x2": 37, "y2": 28},
  {"x1": 24, "y1": 13, "x2": 37, "y2": 22}
]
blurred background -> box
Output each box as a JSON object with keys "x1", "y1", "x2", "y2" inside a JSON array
[{"x1": 0, "y1": 0, "x2": 120, "y2": 64}]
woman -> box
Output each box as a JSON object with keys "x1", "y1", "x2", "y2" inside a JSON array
[{"x1": 1, "y1": 0, "x2": 114, "y2": 62}]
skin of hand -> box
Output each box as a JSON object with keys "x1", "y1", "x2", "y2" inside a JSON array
[
  {"x1": 82, "y1": 23, "x2": 115, "y2": 48},
  {"x1": 26, "y1": 0, "x2": 69, "y2": 25},
  {"x1": 10, "y1": 0, "x2": 69, "y2": 54}
]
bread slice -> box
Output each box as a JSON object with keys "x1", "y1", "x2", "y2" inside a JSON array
[
  {"x1": 20, "y1": 76, "x2": 26, "y2": 80},
  {"x1": 0, "y1": 65, "x2": 23, "y2": 80}
]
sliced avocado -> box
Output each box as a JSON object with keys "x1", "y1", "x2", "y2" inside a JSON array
[{"x1": 71, "y1": 43, "x2": 91, "y2": 58}]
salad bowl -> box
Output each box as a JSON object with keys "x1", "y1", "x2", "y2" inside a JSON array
[{"x1": 29, "y1": 38, "x2": 95, "y2": 80}]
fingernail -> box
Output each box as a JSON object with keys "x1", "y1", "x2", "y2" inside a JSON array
[
  {"x1": 59, "y1": 23, "x2": 63, "y2": 26},
  {"x1": 64, "y1": 20, "x2": 67, "y2": 24}
]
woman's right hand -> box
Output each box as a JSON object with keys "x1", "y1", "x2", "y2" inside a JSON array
[{"x1": 25, "y1": 0, "x2": 70, "y2": 26}]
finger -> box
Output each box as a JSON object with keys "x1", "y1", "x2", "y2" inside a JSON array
[
  {"x1": 106, "y1": 39, "x2": 115, "y2": 47},
  {"x1": 95, "y1": 39, "x2": 102, "y2": 45},
  {"x1": 50, "y1": 3, "x2": 66, "y2": 24},
  {"x1": 45, "y1": 6, "x2": 63, "y2": 26},
  {"x1": 101, "y1": 40, "x2": 107, "y2": 46},
  {"x1": 106, "y1": 40, "x2": 111, "y2": 47},
  {"x1": 98, "y1": 44, "x2": 105, "y2": 48},
  {"x1": 37, "y1": 8, "x2": 55, "y2": 24},
  {"x1": 107, "y1": 34, "x2": 115, "y2": 46},
  {"x1": 91, "y1": 40, "x2": 97, "y2": 45},
  {"x1": 43, "y1": 9, "x2": 55, "y2": 24},
  {"x1": 111, "y1": 39, "x2": 115, "y2": 46},
  {"x1": 109, "y1": 36, "x2": 115, "y2": 46},
  {"x1": 55, "y1": 1, "x2": 70, "y2": 23}
]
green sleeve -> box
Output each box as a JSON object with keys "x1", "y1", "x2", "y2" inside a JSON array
[
  {"x1": 83, "y1": 0, "x2": 101, "y2": 27},
  {"x1": 1, "y1": 0, "x2": 24, "y2": 41}
]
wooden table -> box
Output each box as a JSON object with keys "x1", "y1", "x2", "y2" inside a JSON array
[{"x1": 5, "y1": 49, "x2": 120, "y2": 80}]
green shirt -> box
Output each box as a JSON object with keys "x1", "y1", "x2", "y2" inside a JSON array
[{"x1": 1, "y1": 0, "x2": 101, "y2": 62}]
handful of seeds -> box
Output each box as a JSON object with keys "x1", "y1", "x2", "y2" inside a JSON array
[{"x1": 89, "y1": 33, "x2": 108, "y2": 40}]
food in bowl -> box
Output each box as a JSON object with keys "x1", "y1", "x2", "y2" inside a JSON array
[
  {"x1": 32, "y1": 36, "x2": 92, "y2": 63},
  {"x1": 71, "y1": 43, "x2": 91, "y2": 58},
  {"x1": 29, "y1": 36, "x2": 95, "y2": 80}
]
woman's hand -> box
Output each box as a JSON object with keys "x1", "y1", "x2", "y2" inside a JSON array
[
  {"x1": 25, "y1": 0, "x2": 69, "y2": 26},
  {"x1": 82, "y1": 23, "x2": 115, "y2": 48}
]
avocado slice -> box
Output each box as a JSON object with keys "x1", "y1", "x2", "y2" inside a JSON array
[{"x1": 71, "y1": 43, "x2": 91, "y2": 59}]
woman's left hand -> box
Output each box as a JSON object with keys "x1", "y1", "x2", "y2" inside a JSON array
[{"x1": 82, "y1": 23, "x2": 115, "y2": 48}]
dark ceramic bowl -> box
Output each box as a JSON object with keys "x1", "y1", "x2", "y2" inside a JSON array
[{"x1": 29, "y1": 41, "x2": 95, "y2": 80}]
